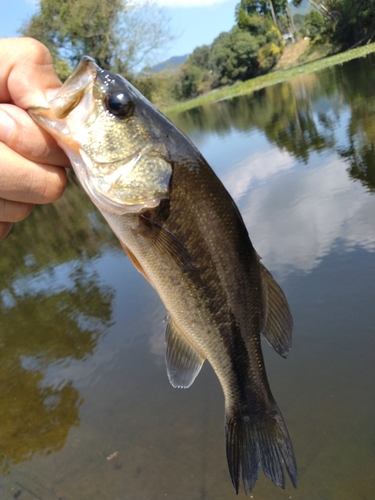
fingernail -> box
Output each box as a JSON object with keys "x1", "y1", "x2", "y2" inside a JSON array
[
  {"x1": 0, "y1": 222, "x2": 13, "y2": 241},
  {"x1": 0, "y1": 110, "x2": 15, "y2": 143}
]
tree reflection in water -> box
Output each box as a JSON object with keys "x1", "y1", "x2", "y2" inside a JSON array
[
  {"x1": 0, "y1": 178, "x2": 116, "y2": 473},
  {"x1": 171, "y1": 52, "x2": 375, "y2": 190}
]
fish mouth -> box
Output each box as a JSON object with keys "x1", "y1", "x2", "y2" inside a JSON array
[
  {"x1": 49, "y1": 56, "x2": 99, "y2": 118},
  {"x1": 29, "y1": 56, "x2": 99, "y2": 141}
]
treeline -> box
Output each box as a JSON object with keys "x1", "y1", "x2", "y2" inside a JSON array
[
  {"x1": 140, "y1": 0, "x2": 292, "y2": 105},
  {"x1": 135, "y1": 0, "x2": 375, "y2": 106},
  {"x1": 293, "y1": 1, "x2": 375, "y2": 50},
  {"x1": 20, "y1": 0, "x2": 288, "y2": 105},
  {"x1": 21, "y1": 0, "x2": 375, "y2": 107},
  {"x1": 303, "y1": 0, "x2": 375, "y2": 49},
  {"x1": 173, "y1": 5, "x2": 284, "y2": 99}
]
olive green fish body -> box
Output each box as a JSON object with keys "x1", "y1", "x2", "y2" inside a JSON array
[
  {"x1": 29, "y1": 57, "x2": 297, "y2": 494},
  {"x1": 101, "y1": 151, "x2": 296, "y2": 493}
]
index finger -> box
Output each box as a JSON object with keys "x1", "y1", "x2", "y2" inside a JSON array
[{"x1": 0, "y1": 37, "x2": 61, "y2": 109}]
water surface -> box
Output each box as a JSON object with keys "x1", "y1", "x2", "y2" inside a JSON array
[{"x1": 1, "y1": 55, "x2": 374, "y2": 499}]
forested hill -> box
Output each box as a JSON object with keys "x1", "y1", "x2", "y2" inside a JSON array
[{"x1": 148, "y1": 55, "x2": 189, "y2": 73}]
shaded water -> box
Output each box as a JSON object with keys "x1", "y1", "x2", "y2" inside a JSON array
[{"x1": 1, "y1": 54, "x2": 374, "y2": 499}]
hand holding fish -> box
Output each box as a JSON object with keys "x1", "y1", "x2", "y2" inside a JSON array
[{"x1": 0, "y1": 37, "x2": 70, "y2": 241}]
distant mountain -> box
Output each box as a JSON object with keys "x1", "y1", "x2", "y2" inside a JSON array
[{"x1": 147, "y1": 54, "x2": 190, "y2": 74}]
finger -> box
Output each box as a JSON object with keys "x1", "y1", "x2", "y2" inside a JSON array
[
  {"x1": 0, "y1": 222, "x2": 13, "y2": 241},
  {"x1": 0, "y1": 198, "x2": 34, "y2": 222},
  {"x1": 0, "y1": 105, "x2": 71, "y2": 168},
  {"x1": 0, "y1": 142, "x2": 67, "y2": 204},
  {"x1": 0, "y1": 38, "x2": 61, "y2": 109}
]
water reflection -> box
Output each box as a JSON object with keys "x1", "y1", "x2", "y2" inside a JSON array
[
  {"x1": 343, "y1": 142, "x2": 375, "y2": 192},
  {"x1": 173, "y1": 73, "x2": 337, "y2": 162},
  {"x1": 173, "y1": 55, "x2": 375, "y2": 279},
  {"x1": 0, "y1": 180, "x2": 115, "y2": 474},
  {"x1": 0, "y1": 176, "x2": 117, "y2": 289},
  {"x1": 225, "y1": 153, "x2": 375, "y2": 277},
  {"x1": 173, "y1": 54, "x2": 375, "y2": 189}
]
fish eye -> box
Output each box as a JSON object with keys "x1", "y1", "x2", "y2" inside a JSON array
[{"x1": 105, "y1": 92, "x2": 135, "y2": 118}]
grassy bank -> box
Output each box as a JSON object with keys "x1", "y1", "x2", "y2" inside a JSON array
[{"x1": 164, "y1": 42, "x2": 375, "y2": 115}]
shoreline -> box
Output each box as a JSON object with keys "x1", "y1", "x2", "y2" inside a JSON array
[{"x1": 164, "y1": 42, "x2": 375, "y2": 116}]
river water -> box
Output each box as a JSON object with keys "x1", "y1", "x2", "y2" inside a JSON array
[{"x1": 1, "y1": 54, "x2": 374, "y2": 500}]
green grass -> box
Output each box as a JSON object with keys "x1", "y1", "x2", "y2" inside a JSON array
[{"x1": 163, "y1": 43, "x2": 375, "y2": 115}]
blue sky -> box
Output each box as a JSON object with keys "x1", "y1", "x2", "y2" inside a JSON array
[{"x1": 0, "y1": 0, "x2": 239, "y2": 62}]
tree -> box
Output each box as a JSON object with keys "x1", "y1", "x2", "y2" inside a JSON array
[
  {"x1": 236, "y1": 0, "x2": 289, "y2": 19},
  {"x1": 293, "y1": 13, "x2": 306, "y2": 34},
  {"x1": 304, "y1": 9, "x2": 325, "y2": 39},
  {"x1": 257, "y1": 41, "x2": 282, "y2": 71},
  {"x1": 325, "y1": 0, "x2": 375, "y2": 48},
  {"x1": 235, "y1": 3, "x2": 283, "y2": 48},
  {"x1": 176, "y1": 64, "x2": 211, "y2": 99},
  {"x1": 293, "y1": 0, "x2": 375, "y2": 47},
  {"x1": 0, "y1": 267, "x2": 114, "y2": 472},
  {"x1": 21, "y1": 0, "x2": 173, "y2": 76},
  {"x1": 210, "y1": 28, "x2": 261, "y2": 86},
  {"x1": 171, "y1": 45, "x2": 213, "y2": 100},
  {"x1": 188, "y1": 45, "x2": 212, "y2": 71},
  {"x1": 235, "y1": 4, "x2": 283, "y2": 76},
  {"x1": 174, "y1": 0, "x2": 284, "y2": 99}
]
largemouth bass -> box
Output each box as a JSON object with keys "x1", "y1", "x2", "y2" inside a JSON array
[{"x1": 29, "y1": 57, "x2": 297, "y2": 494}]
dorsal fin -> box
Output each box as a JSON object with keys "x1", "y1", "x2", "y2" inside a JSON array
[
  {"x1": 260, "y1": 263, "x2": 293, "y2": 358},
  {"x1": 165, "y1": 318, "x2": 205, "y2": 388}
]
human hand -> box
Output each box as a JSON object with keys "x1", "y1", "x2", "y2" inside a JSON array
[{"x1": 0, "y1": 37, "x2": 70, "y2": 241}]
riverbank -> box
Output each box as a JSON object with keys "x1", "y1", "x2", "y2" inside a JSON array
[{"x1": 164, "y1": 42, "x2": 375, "y2": 115}]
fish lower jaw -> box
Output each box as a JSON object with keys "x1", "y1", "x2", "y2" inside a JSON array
[{"x1": 81, "y1": 175, "x2": 166, "y2": 215}]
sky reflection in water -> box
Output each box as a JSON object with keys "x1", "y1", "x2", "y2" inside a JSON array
[{"x1": 0, "y1": 55, "x2": 374, "y2": 499}]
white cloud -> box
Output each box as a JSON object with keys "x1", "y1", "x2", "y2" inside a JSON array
[
  {"x1": 221, "y1": 147, "x2": 293, "y2": 204},
  {"x1": 222, "y1": 152, "x2": 375, "y2": 279}
]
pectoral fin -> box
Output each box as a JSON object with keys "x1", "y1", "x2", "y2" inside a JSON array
[
  {"x1": 165, "y1": 318, "x2": 205, "y2": 388},
  {"x1": 137, "y1": 215, "x2": 195, "y2": 273},
  {"x1": 260, "y1": 263, "x2": 293, "y2": 358},
  {"x1": 119, "y1": 240, "x2": 153, "y2": 286}
]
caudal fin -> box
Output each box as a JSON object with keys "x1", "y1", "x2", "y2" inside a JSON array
[{"x1": 225, "y1": 408, "x2": 297, "y2": 494}]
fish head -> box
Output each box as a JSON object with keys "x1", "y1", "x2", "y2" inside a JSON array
[{"x1": 29, "y1": 56, "x2": 172, "y2": 214}]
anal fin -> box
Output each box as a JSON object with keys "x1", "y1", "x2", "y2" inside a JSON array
[
  {"x1": 260, "y1": 263, "x2": 293, "y2": 358},
  {"x1": 165, "y1": 318, "x2": 205, "y2": 389}
]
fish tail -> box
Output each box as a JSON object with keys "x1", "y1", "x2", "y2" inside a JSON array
[{"x1": 225, "y1": 406, "x2": 297, "y2": 494}]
